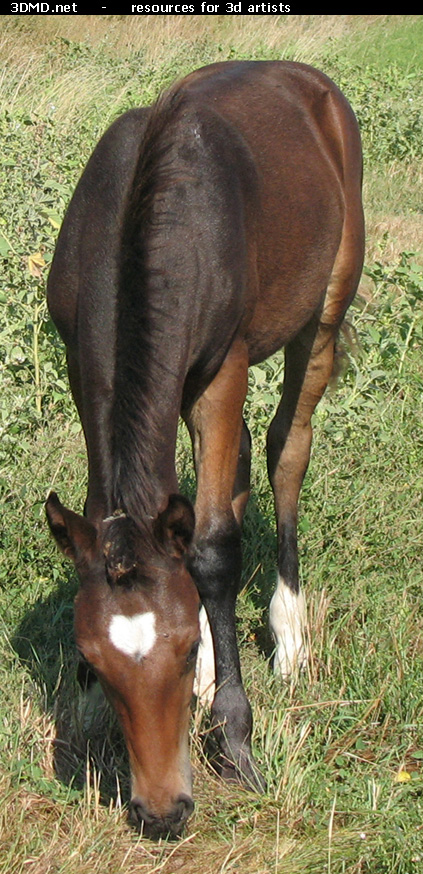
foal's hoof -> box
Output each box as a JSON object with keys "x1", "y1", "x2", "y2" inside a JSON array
[{"x1": 218, "y1": 750, "x2": 267, "y2": 794}]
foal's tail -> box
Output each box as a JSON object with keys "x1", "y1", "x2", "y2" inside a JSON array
[{"x1": 330, "y1": 318, "x2": 362, "y2": 389}]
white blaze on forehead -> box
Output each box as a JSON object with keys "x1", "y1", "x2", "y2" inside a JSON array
[{"x1": 109, "y1": 612, "x2": 157, "y2": 662}]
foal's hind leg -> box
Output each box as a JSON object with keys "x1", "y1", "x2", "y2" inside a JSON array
[
  {"x1": 267, "y1": 319, "x2": 338, "y2": 677},
  {"x1": 267, "y1": 198, "x2": 364, "y2": 676},
  {"x1": 232, "y1": 419, "x2": 252, "y2": 527}
]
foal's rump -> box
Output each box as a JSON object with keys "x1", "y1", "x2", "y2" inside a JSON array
[{"x1": 176, "y1": 60, "x2": 363, "y2": 362}]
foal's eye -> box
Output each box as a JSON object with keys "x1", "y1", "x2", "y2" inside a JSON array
[
  {"x1": 76, "y1": 650, "x2": 97, "y2": 691},
  {"x1": 186, "y1": 640, "x2": 200, "y2": 666}
]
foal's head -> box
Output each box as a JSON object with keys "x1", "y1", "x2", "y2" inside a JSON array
[{"x1": 46, "y1": 492, "x2": 200, "y2": 838}]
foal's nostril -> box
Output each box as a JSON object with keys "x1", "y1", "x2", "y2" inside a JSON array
[
  {"x1": 129, "y1": 798, "x2": 154, "y2": 829},
  {"x1": 129, "y1": 795, "x2": 194, "y2": 838},
  {"x1": 175, "y1": 793, "x2": 194, "y2": 823}
]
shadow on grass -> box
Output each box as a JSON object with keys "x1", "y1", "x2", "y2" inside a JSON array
[{"x1": 11, "y1": 565, "x2": 129, "y2": 807}]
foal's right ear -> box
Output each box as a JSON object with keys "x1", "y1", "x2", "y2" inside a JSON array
[
  {"x1": 154, "y1": 494, "x2": 195, "y2": 556},
  {"x1": 45, "y1": 491, "x2": 97, "y2": 562}
]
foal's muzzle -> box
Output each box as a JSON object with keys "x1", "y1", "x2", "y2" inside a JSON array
[{"x1": 129, "y1": 794, "x2": 194, "y2": 838}]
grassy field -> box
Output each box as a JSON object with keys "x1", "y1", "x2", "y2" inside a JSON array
[{"x1": 1, "y1": 14, "x2": 423, "y2": 874}]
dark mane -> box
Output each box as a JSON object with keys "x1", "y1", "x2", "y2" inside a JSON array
[
  {"x1": 112, "y1": 86, "x2": 188, "y2": 520},
  {"x1": 102, "y1": 514, "x2": 162, "y2": 585}
]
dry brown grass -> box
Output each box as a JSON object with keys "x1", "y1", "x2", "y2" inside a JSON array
[
  {"x1": 0, "y1": 764, "x2": 375, "y2": 874},
  {"x1": 365, "y1": 213, "x2": 423, "y2": 263},
  {"x1": 363, "y1": 159, "x2": 423, "y2": 261},
  {"x1": 2, "y1": 15, "x2": 391, "y2": 61}
]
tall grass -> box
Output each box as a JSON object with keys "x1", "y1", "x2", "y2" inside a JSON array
[{"x1": 1, "y1": 15, "x2": 423, "y2": 874}]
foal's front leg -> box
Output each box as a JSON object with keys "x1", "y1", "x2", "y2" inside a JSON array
[
  {"x1": 193, "y1": 418, "x2": 251, "y2": 705},
  {"x1": 185, "y1": 341, "x2": 265, "y2": 792}
]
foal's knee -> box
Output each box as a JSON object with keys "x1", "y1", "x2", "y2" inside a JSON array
[{"x1": 188, "y1": 518, "x2": 242, "y2": 602}]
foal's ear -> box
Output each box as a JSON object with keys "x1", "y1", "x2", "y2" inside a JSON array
[
  {"x1": 154, "y1": 494, "x2": 195, "y2": 556},
  {"x1": 45, "y1": 491, "x2": 97, "y2": 562}
]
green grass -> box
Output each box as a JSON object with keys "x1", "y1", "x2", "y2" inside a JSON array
[
  {"x1": 335, "y1": 15, "x2": 423, "y2": 70},
  {"x1": 1, "y1": 14, "x2": 423, "y2": 874}
]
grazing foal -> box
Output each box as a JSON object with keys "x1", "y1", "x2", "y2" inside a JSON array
[{"x1": 46, "y1": 60, "x2": 364, "y2": 837}]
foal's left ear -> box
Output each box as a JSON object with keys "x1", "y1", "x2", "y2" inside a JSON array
[
  {"x1": 45, "y1": 491, "x2": 97, "y2": 562},
  {"x1": 154, "y1": 494, "x2": 195, "y2": 556}
]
